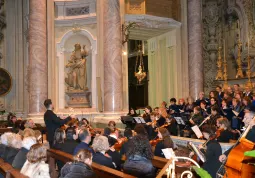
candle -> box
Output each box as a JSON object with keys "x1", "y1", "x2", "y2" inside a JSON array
[
  {"x1": 248, "y1": 36, "x2": 250, "y2": 56},
  {"x1": 223, "y1": 39, "x2": 226, "y2": 62},
  {"x1": 237, "y1": 20, "x2": 241, "y2": 39}
]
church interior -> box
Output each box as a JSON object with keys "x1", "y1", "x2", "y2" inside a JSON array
[{"x1": 0, "y1": 0, "x2": 255, "y2": 178}]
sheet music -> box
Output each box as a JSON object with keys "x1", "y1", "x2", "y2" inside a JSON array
[
  {"x1": 189, "y1": 142, "x2": 206, "y2": 163},
  {"x1": 133, "y1": 117, "x2": 141, "y2": 123},
  {"x1": 162, "y1": 148, "x2": 175, "y2": 159},
  {"x1": 191, "y1": 125, "x2": 203, "y2": 138},
  {"x1": 174, "y1": 117, "x2": 185, "y2": 125},
  {"x1": 232, "y1": 110, "x2": 239, "y2": 116},
  {"x1": 139, "y1": 117, "x2": 146, "y2": 124}
]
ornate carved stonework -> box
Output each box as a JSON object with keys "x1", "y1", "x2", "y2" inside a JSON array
[
  {"x1": 202, "y1": 0, "x2": 221, "y2": 94},
  {"x1": 0, "y1": 0, "x2": 5, "y2": 66},
  {"x1": 66, "y1": 6, "x2": 90, "y2": 16}
]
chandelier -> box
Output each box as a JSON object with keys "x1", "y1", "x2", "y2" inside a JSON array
[{"x1": 134, "y1": 44, "x2": 146, "y2": 84}]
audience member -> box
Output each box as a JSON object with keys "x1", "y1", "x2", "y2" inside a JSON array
[
  {"x1": 12, "y1": 137, "x2": 37, "y2": 169},
  {"x1": 107, "y1": 136, "x2": 121, "y2": 170},
  {"x1": 92, "y1": 135, "x2": 115, "y2": 169},
  {"x1": 73, "y1": 128, "x2": 93, "y2": 155},
  {"x1": 60, "y1": 149, "x2": 95, "y2": 178},
  {"x1": 123, "y1": 134, "x2": 156, "y2": 178},
  {"x1": 21, "y1": 143, "x2": 50, "y2": 178}
]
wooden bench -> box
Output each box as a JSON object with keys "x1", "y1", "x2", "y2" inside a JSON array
[
  {"x1": 0, "y1": 158, "x2": 28, "y2": 178},
  {"x1": 47, "y1": 149, "x2": 136, "y2": 178}
]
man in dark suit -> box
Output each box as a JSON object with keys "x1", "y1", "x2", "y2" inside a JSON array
[{"x1": 43, "y1": 99, "x2": 74, "y2": 147}]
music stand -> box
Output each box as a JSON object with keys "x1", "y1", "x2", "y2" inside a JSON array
[{"x1": 121, "y1": 116, "x2": 136, "y2": 129}]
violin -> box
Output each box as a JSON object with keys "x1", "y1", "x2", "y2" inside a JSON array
[
  {"x1": 114, "y1": 137, "x2": 128, "y2": 151},
  {"x1": 215, "y1": 128, "x2": 224, "y2": 138},
  {"x1": 150, "y1": 138, "x2": 161, "y2": 147}
]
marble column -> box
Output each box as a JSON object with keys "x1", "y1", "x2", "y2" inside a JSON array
[
  {"x1": 103, "y1": 0, "x2": 123, "y2": 112},
  {"x1": 188, "y1": 0, "x2": 203, "y2": 99},
  {"x1": 28, "y1": 0, "x2": 48, "y2": 114}
]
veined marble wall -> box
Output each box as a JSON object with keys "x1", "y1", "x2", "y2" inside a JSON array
[{"x1": 0, "y1": 0, "x2": 29, "y2": 117}]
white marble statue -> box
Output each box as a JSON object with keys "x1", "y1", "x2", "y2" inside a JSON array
[{"x1": 65, "y1": 43, "x2": 88, "y2": 91}]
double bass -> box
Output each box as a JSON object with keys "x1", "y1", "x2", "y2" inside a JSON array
[{"x1": 221, "y1": 120, "x2": 255, "y2": 178}]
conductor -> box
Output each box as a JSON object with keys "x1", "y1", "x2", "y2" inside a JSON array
[{"x1": 44, "y1": 99, "x2": 75, "y2": 147}]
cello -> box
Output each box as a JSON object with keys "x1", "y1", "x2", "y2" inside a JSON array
[{"x1": 222, "y1": 119, "x2": 255, "y2": 178}]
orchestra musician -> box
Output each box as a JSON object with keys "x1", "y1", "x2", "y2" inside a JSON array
[
  {"x1": 206, "y1": 106, "x2": 221, "y2": 127},
  {"x1": 200, "y1": 101, "x2": 209, "y2": 118},
  {"x1": 219, "y1": 118, "x2": 255, "y2": 163},
  {"x1": 189, "y1": 106, "x2": 203, "y2": 126},
  {"x1": 216, "y1": 117, "x2": 233, "y2": 143},
  {"x1": 168, "y1": 98, "x2": 179, "y2": 116},
  {"x1": 231, "y1": 98, "x2": 244, "y2": 130},
  {"x1": 154, "y1": 128, "x2": 175, "y2": 158},
  {"x1": 146, "y1": 112, "x2": 158, "y2": 140},
  {"x1": 190, "y1": 126, "x2": 222, "y2": 178},
  {"x1": 143, "y1": 106, "x2": 153, "y2": 123},
  {"x1": 207, "y1": 97, "x2": 218, "y2": 114}
]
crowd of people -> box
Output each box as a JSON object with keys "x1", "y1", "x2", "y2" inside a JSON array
[{"x1": 0, "y1": 84, "x2": 255, "y2": 178}]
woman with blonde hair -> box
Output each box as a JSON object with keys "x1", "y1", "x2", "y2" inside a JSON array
[
  {"x1": 216, "y1": 117, "x2": 233, "y2": 143},
  {"x1": 3, "y1": 133, "x2": 22, "y2": 164},
  {"x1": 154, "y1": 128, "x2": 175, "y2": 158},
  {"x1": 60, "y1": 149, "x2": 95, "y2": 178},
  {"x1": 92, "y1": 135, "x2": 115, "y2": 169},
  {"x1": 21, "y1": 143, "x2": 50, "y2": 178}
]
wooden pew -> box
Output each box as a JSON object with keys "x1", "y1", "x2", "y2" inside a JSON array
[
  {"x1": 47, "y1": 149, "x2": 136, "y2": 178},
  {"x1": 0, "y1": 158, "x2": 28, "y2": 178}
]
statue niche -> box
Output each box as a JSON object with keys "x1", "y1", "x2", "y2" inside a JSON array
[{"x1": 65, "y1": 43, "x2": 91, "y2": 108}]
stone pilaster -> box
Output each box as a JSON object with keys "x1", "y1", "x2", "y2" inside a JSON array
[
  {"x1": 103, "y1": 0, "x2": 123, "y2": 112},
  {"x1": 28, "y1": 0, "x2": 47, "y2": 114},
  {"x1": 188, "y1": 0, "x2": 203, "y2": 99}
]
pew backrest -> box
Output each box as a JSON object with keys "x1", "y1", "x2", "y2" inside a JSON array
[{"x1": 47, "y1": 149, "x2": 136, "y2": 178}]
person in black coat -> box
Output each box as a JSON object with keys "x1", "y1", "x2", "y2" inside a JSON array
[
  {"x1": 123, "y1": 134, "x2": 156, "y2": 178},
  {"x1": 60, "y1": 149, "x2": 95, "y2": 178},
  {"x1": 12, "y1": 137, "x2": 37, "y2": 169},
  {"x1": 154, "y1": 128, "x2": 175, "y2": 158},
  {"x1": 62, "y1": 127, "x2": 79, "y2": 154},
  {"x1": 219, "y1": 120, "x2": 255, "y2": 163},
  {"x1": 191, "y1": 127, "x2": 222, "y2": 178},
  {"x1": 216, "y1": 118, "x2": 233, "y2": 143},
  {"x1": 92, "y1": 135, "x2": 115, "y2": 169},
  {"x1": 107, "y1": 136, "x2": 121, "y2": 170},
  {"x1": 120, "y1": 128, "x2": 133, "y2": 159},
  {"x1": 43, "y1": 99, "x2": 74, "y2": 147}
]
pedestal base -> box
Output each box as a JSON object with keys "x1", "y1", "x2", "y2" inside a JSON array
[{"x1": 66, "y1": 90, "x2": 91, "y2": 108}]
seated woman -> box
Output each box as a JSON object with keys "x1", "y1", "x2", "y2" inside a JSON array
[
  {"x1": 216, "y1": 117, "x2": 233, "y2": 143},
  {"x1": 92, "y1": 135, "x2": 115, "y2": 169},
  {"x1": 157, "y1": 107, "x2": 167, "y2": 127},
  {"x1": 190, "y1": 126, "x2": 222, "y2": 178},
  {"x1": 107, "y1": 136, "x2": 121, "y2": 170},
  {"x1": 120, "y1": 128, "x2": 133, "y2": 159},
  {"x1": 154, "y1": 128, "x2": 175, "y2": 158},
  {"x1": 134, "y1": 124, "x2": 148, "y2": 138},
  {"x1": 127, "y1": 108, "x2": 138, "y2": 117},
  {"x1": 7, "y1": 113, "x2": 17, "y2": 127},
  {"x1": 62, "y1": 127, "x2": 79, "y2": 154},
  {"x1": 52, "y1": 128, "x2": 66, "y2": 170},
  {"x1": 12, "y1": 137, "x2": 37, "y2": 169},
  {"x1": 0, "y1": 132, "x2": 12, "y2": 158},
  {"x1": 52, "y1": 128, "x2": 65, "y2": 149},
  {"x1": 123, "y1": 134, "x2": 156, "y2": 178},
  {"x1": 60, "y1": 149, "x2": 95, "y2": 178},
  {"x1": 4, "y1": 133, "x2": 22, "y2": 164},
  {"x1": 21, "y1": 143, "x2": 50, "y2": 178}
]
